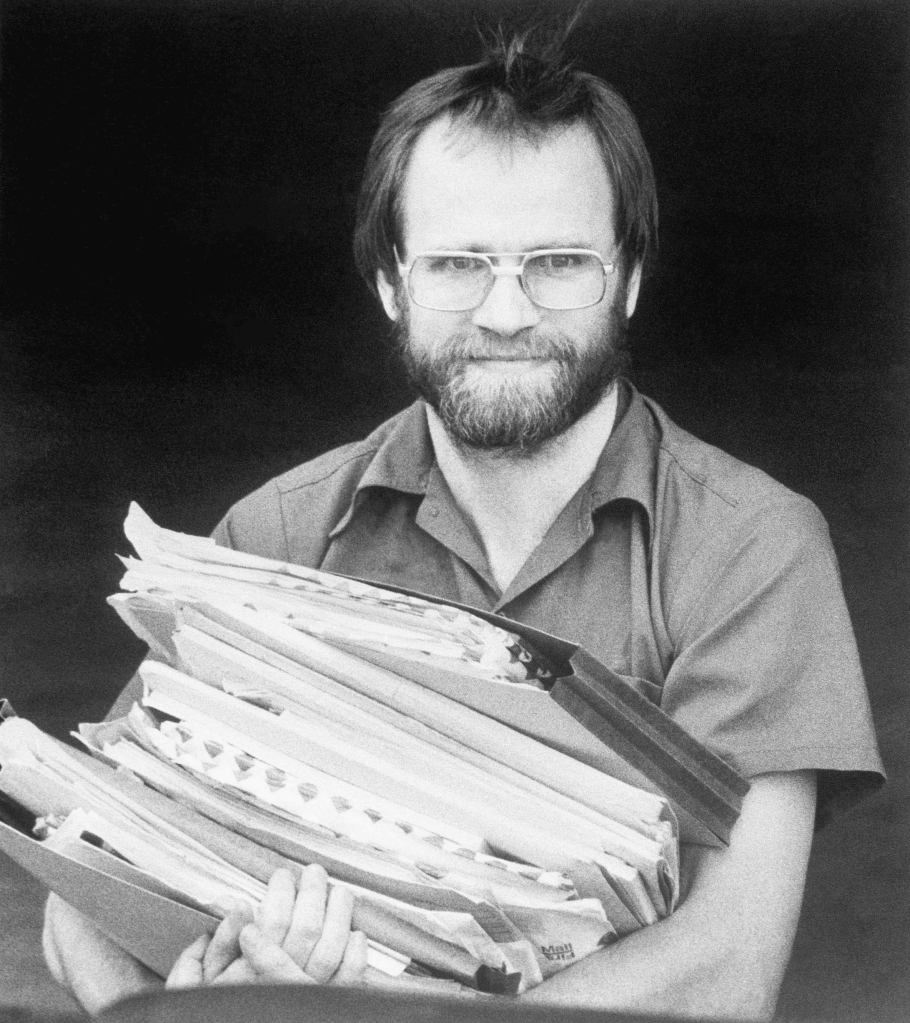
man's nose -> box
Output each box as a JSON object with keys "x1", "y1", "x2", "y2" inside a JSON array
[{"x1": 471, "y1": 273, "x2": 542, "y2": 336}]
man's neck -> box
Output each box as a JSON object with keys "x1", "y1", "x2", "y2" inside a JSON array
[{"x1": 426, "y1": 385, "x2": 619, "y2": 593}]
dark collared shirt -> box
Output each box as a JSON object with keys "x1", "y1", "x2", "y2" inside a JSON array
[{"x1": 212, "y1": 381, "x2": 883, "y2": 821}]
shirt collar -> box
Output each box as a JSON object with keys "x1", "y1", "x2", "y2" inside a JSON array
[
  {"x1": 587, "y1": 379, "x2": 658, "y2": 535},
  {"x1": 356, "y1": 401, "x2": 434, "y2": 495},
  {"x1": 327, "y1": 401, "x2": 433, "y2": 538},
  {"x1": 331, "y1": 379, "x2": 657, "y2": 539}
]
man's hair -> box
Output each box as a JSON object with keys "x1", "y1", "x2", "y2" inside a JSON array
[{"x1": 353, "y1": 26, "x2": 658, "y2": 300}]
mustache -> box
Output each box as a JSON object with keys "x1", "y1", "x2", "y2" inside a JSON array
[{"x1": 441, "y1": 330, "x2": 581, "y2": 362}]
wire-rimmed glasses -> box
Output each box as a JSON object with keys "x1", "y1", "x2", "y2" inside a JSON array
[{"x1": 398, "y1": 249, "x2": 616, "y2": 311}]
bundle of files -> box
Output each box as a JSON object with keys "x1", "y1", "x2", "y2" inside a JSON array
[{"x1": 0, "y1": 503, "x2": 746, "y2": 995}]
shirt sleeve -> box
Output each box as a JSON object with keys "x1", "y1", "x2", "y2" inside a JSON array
[
  {"x1": 211, "y1": 479, "x2": 291, "y2": 561},
  {"x1": 658, "y1": 495, "x2": 884, "y2": 826}
]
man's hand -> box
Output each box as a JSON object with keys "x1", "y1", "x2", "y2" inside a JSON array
[
  {"x1": 521, "y1": 770, "x2": 817, "y2": 1020},
  {"x1": 43, "y1": 893, "x2": 162, "y2": 1013},
  {"x1": 45, "y1": 776, "x2": 814, "y2": 1016},
  {"x1": 167, "y1": 865, "x2": 368, "y2": 990}
]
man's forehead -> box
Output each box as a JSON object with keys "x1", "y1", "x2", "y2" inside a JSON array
[
  {"x1": 412, "y1": 114, "x2": 596, "y2": 169},
  {"x1": 397, "y1": 116, "x2": 616, "y2": 251}
]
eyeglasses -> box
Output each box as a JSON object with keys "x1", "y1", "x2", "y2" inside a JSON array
[{"x1": 397, "y1": 249, "x2": 616, "y2": 312}]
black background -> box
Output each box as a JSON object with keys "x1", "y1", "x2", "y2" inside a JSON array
[{"x1": 1, "y1": 0, "x2": 908, "y2": 1017}]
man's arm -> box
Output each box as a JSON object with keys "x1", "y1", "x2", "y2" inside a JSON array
[
  {"x1": 39, "y1": 671, "x2": 155, "y2": 1013},
  {"x1": 44, "y1": 772, "x2": 812, "y2": 1016},
  {"x1": 43, "y1": 894, "x2": 162, "y2": 1014},
  {"x1": 521, "y1": 770, "x2": 816, "y2": 1020}
]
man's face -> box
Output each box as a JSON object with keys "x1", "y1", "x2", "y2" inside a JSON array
[{"x1": 377, "y1": 119, "x2": 641, "y2": 453}]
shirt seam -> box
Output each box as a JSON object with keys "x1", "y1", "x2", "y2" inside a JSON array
[
  {"x1": 658, "y1": 441, "x2": 739, "y2": 510},
  {"x1": 653, "y1": 449, "x2": 740, "y2": 625},
  {"x1": 276, "y1": 445, "x2": 382, "y2": 495}
]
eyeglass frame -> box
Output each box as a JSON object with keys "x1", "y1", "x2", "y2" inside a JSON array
[{"x1": 395, "y1": 248, "x2": 618, "y2": 311}]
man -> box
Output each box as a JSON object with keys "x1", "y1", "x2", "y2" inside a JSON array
[{"x1": 44, "y1": 29, "x2": 883, "y2": 1019}]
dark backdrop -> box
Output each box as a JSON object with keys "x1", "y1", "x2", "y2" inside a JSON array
[{"x1": 1, "y1": 0, "x2": 908, "y2": 1018}]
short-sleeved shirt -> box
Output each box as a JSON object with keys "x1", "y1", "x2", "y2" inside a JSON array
[{"x1": 206, "y1": 381, "x2": 883, "y2": 823}]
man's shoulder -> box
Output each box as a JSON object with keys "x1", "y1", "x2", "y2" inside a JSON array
[
  {"x1": 269, "y1": 434, "x2": 385, "y2": 496},
  {"x1": 641, "y1": 394, "x2": 833, "y2": 592},
  {"x1": 645, "y1": 394, "x2": 814, "y2": 520},
  {"x1": 213, "y1": 407, "x2": 415, "y2": 563}
]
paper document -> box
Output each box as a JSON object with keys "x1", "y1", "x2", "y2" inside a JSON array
[{"x1": 0, "y1": 503, "x2": 753, "y2": 995}]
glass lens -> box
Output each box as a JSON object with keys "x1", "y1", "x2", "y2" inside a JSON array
[
  {"x1": 523, "y1": 252, "x2": 605, "y2": 309},
  {"x1": 409, "y1": 254, "x2": 491, "y2": 311}
]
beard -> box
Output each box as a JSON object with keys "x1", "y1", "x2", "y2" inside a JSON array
[{"x1": 394, "y1": 290, "x2": 630, "y2": 455}]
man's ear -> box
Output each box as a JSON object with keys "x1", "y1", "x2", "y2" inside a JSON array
[
  {"x1": 625, "y1": 262, "x2": 643, "y2": 319},
  {"x1": 376, "y1": 271, "x2": 400, "y2": 322}
]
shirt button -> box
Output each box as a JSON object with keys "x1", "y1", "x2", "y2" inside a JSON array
[{"x1": 430, "y1": 507, "x2": 439, "y2": 518}]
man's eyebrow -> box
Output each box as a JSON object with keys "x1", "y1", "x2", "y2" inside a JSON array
[
  {"x1": 422, "y1": 241, "x2": 599, "y2": 253},
  {"x1": 530, "y1": 240, "x2": 598, "y2": 251}
]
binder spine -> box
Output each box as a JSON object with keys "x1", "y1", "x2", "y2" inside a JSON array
[{"x1": 551, "y1": 653, "x2": 749, "y2": 845}]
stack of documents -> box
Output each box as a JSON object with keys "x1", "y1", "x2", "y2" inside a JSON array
[{"x1": 0, "y1": 503, "x2": 745, "y2": 995}]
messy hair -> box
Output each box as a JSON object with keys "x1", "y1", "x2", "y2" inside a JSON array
[{"x1": 353, "y1": 24, "x2": 658, "y2": 299}]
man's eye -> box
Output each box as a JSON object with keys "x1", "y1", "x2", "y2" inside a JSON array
[
  {"x1": 425, "y1": 255, "x2": 482, "y2": 273},
  {"x1": 538, "y1": 252, "x2": 581, "y2": 270}
]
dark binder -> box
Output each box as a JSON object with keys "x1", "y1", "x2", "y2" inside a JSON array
[
  {"x1": 550, "y1": 651, "x2": 749, "y2": 845},
  {"x1": 345, "y1": 578, "x2": 750, "y2": 847}
]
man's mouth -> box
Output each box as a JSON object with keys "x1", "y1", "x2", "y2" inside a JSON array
[
  {"x1": 450, "y1": 358, "x2": 559, "y2": 384},
  {"x1": 472, "y1": 356, "x2": 546, "y2": 362},
  {"x1": 458, "y1": 348, "x2": 561, "y2": 362}
]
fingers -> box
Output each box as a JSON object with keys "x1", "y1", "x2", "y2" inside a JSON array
[
  {"x1": 203, "y1": 908, "x2": 253, "y2": 984},
  {"x1": 210, "y1": 866, "x2": 359, "y2": 988},
  {"x1": 330, "y1": 930, "x2": 369, "y2": 988},
  {"x1": 166, "y1": 934, "x2": 209, "y2": 990},
  {"x1": 303, "y1": 885, "x2": 356, "y2": 984},
  {"x1": 256, "y1": 868, "x2": 297, "y2": 946},
  {"x1": 237, "y1": 923, "x2": 315, "y2": 984},
  {"x1": 210, "y1": 957, "x2": 259, "y2": 987},
  {"x1": 281, "y1": 864, "x2": 329, "y2": 970}
]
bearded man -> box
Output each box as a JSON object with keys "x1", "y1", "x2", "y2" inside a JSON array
[{"x1": 44, "y1": 29, "x2": 882, "y2": 1020}]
